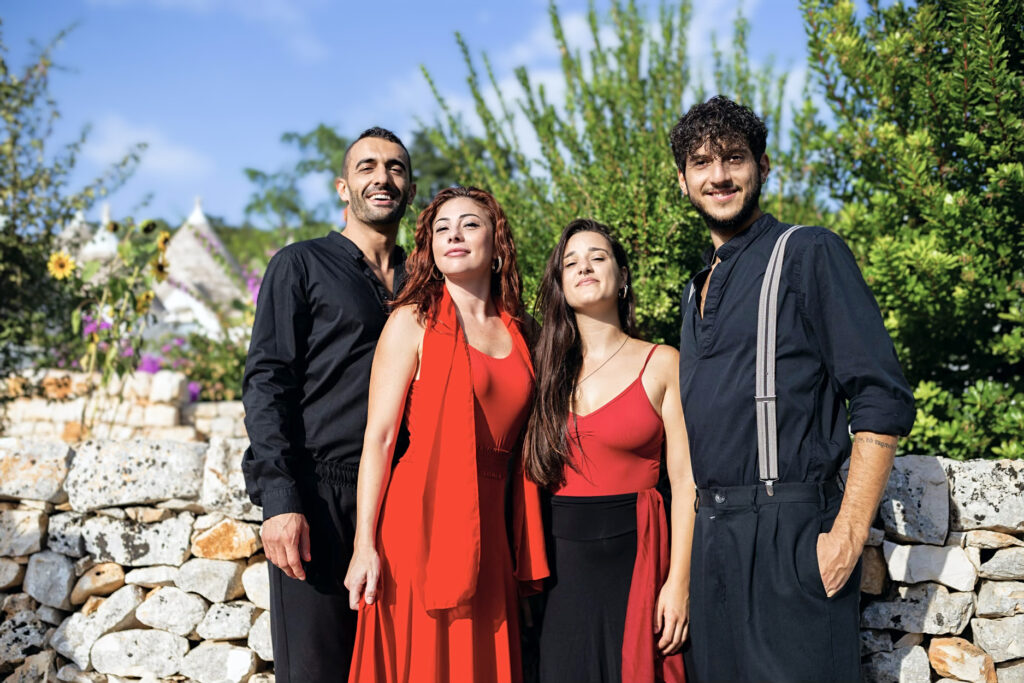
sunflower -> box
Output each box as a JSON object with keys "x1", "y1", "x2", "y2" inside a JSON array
[
  {"x1": 105, "y1": 221, "x2": 120, "y2": 233},
  {"x1": 136, "y1": 290, "x2": 155, "y2": 314},
  {"x1": 151, "y1": 257, "x2": 169, "y2": 282},
  {"x1": 157, "y1": 230, "x2": 171, "y2": 252},
  {"x1": 47, "y1": 251, "x2": 76, "y2": 280},
  {"x1": 141, "y1": 220, "x2": 158, "y2": 233}
]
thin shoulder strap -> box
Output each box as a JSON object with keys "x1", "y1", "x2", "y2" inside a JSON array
[
  {"x1": 755, "y1": 225, "x2": 805, "y2": 496},
  {"x1": 639, "y1": 343, "x2": 659, "y2": 378}
]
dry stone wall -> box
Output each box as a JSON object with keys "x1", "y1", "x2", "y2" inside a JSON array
[{"x1": 0, "y1": 432, "x2": 1023, "y2": 681}]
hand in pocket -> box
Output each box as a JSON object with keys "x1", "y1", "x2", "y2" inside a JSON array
[{"x1": 815, "y1": 531, "x2": 860, "y2": 598}]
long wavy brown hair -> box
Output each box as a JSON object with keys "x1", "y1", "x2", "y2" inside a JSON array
[
  {"x1": 393, "y1": 186, "x2": 523, "y2": 322},
  {"x1": 523, "y1": 219, "x2": 636, "y2": 489}
]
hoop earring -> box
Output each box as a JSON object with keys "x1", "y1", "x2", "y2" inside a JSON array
[
  {"x1": 619, "y1": 284, "x2": 629, "y2": 299},
  {"x1": 492, "y1": 256, "x2": 503, "y2": 273},
  {"x1": 431, "y1": 265, "x2": 444, "y2": 281}
]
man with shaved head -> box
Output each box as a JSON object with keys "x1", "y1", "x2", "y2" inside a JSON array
[{"x1": 242, "y1": 127, "x2": 415, "y2": 682}]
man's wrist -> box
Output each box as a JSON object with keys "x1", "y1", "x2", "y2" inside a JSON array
[{"x1": 830, "y1": 516, "x2": 868, "y2": 551}]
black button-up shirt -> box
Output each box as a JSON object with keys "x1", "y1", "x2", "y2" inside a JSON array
[
  {"x1": 679, "y1": 214, "x2": 914, "y2": 488},
  {"x1": 242, "y1": 231, "x2": 406, "y2": 518}
]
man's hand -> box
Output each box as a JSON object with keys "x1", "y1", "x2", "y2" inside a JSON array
[
  {"x1": 816, "y1": 527, "x2": 862, "y2": 598},
  {"x1": 261, "y1": 513, "x2": 311, "y2": 581}
]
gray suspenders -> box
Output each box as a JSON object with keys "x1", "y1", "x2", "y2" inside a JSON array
[{"x1": 755, "y1": 225, "x2": 805, "y2": 495}]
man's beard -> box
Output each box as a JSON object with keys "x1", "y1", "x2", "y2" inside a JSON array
[
  {"x1": 689, "y1": 178, "x2": 762, "y2": 235},
  {"x1": 349, "y1": 188, "x2": 410, "y2": 226}
]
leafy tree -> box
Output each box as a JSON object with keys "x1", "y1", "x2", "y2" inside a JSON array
[
  {"x1": 801, "y1": 0, "x2": 1024, "y2": 458},
  {"x1": 422, "y1": 0, "x2": 814, "y2": 343},
  {"x1": 0, "y1": 22, "x2": 141, "y2": 379}
]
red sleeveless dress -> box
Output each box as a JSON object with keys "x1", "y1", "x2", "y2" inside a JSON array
[
  {"x1": 349, "y1": 291, "x2": 548, "y2": 683},
  {"x1": 539, "y1": 345, "x2": 685, "y2": 683}
]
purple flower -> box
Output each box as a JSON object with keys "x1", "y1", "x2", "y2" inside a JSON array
[
  {"x1": 71, "y1": 359, "x2": 80, "y2": 369},
  {"x1": 188, "y1": 381, "x2": 202, "y2": 402},
  {"x1": 57, "y1": 359, "x2": 65, "y2": 368},
  {"x1": 98, "y1": 341, "x2": 110, "y2": 352},
  {"x1": 82, "y1": 321, "x2": 98, "y2": 338},
  {"x1": 121, "y1": 345, "x2": 134, "y2": 358},
  {"x1": 137, "y1": 354, "x2": 162, "y2": 374},
  {"x1": 172, "y1": 358, "x2": 186, "y2": 369},
  {"x1": 161, "y1": 344, "x2": 173, "y2": 354},
  {"x1": 99, "y1": 320, "x2": 112, "y2": 331},
  {"x1": 173, "y1": 337, "x2": 185, "y2": 347}
]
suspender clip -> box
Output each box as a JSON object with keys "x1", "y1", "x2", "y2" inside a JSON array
[
  {"x1": 764, "y1": 479, "x2": 776, "y2": 497},
  {"x1": 755, "y1": 394, "x2": 776, "y2": 403}
]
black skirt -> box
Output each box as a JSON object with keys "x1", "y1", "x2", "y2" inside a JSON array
[{"x1": 538, "y1": 493, "x2": 638, "y2": 683}]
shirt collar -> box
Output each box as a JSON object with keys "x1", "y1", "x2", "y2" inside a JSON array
[
  {"x1": 329, "y1": 230, "x2": 406, "y2": 265},
  {"x1": 711, "y1": 213, "x2": 776, "y2": 263}
]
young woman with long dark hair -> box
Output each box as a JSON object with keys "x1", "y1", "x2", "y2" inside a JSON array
[
  {"x1": 343, "y1": 186, "x2": 549, "y2": 683},
  {"x1": 525, "y1": 219, "x2": 694, "y2": 683}
]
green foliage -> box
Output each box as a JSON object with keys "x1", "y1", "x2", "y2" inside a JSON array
[
  {"x1": 158, "y1": 332, "x2": 247, "y2": 402},
  {"x1": 802, "y1": 0, "x2": 1024, "y2": 458},
  {"x1": 422, "y1": 0, "x2": 814, "y2": 343},
  {"x1": 0, "y1": 22, "x2": 141, "y2": 378}
]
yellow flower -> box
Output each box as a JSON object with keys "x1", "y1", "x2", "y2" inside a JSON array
[
  {"x1": 157, "y1": 230, "x2": 171, "y2": 252},
  {"x1": 47, "y1": 251, "x2": 76, "y2": 280},
  {"x1": 136, "y1": 290, "x2": 155, "y2": 314},
  {"x1": 151, "y1": 257, "x2": 169, "y2": 282}
]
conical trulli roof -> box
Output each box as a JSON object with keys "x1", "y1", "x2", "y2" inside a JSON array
[
  {"x1": 163, "y1": 197, "x2": 245, "y2": 308},
  {"x1": 79, "y1": 203, "x2": 119, "y2": 261}
]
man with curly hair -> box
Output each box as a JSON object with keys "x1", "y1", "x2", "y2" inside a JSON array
[
  {"x1": 242, "y1": 127, "x2": 415, "y2": 682},
  {"x1": 669, "y1": 96, "x2": 914, "y2": 681}
]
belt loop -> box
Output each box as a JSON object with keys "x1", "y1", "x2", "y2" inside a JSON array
[{"x1": 817, "y1": 481, "x2": 827, "y2": 511}]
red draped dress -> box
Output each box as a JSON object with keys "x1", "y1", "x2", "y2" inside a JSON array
[
  {"x1": 538, "y1": 345, "x2": 685, "y2": 683},
  {"x1": 349, "y1": 292, "x2": 548, "y2": 683}
]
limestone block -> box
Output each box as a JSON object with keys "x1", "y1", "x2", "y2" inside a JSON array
[
  {"x1": 122, "y1": 507, "x2": 172, "y2": 523},
  {"x1": 2, "y1": 594, "x2": 37, "y2": 618},
  {"x1": 73, "y1": 556, "x2": 94, "y2": 577},
  {"x1": 142, "y1": 404, "x2": 179, "y2": 428},
  {"x1": 862, "y1": 645, "x2": 931, "y2": 683},
  {"x1": 861, "y1": 546, "x2": 887, "y2": 595},
  {"x1": 233, "y1": 421, "x2": 248, "y2": 438},
  {"x1": 36, "y1": 605, "x2": 66, "y2": 625},
  {"x1": 217, "y1": 402, "x2": 245, "y2": 420},
  {"x1": 894, "y1": 632, "x2": 924, "y2": 648},
  {"x1": 0, "y1": 558, "x2": 24, "y2": 591},
  {"x1": 124, "y1": 565, "x2": 178, "y2": 587},
  {"x1": 248, "y1": 675, "x2": 275, "y2": 683},
  {"x1": 928, "y1": 636, "x2": 997, "y2": 683},
  {"x1": 90, "y1": 629, "x2": 188, "y2": 678},
  {"x1": 55, "y1": 663, "x2": 106, "y2": 682},
  {"x1": 977, "y1": 581, "x2": 1024, "y2": 618},
  {"x1": 46, "y1": 512, "x2": 86, "y2": 557},
  {"x1": 122, "y1": 373, "x2": 151, "y2": 402},
  {"x1": 195, "y1": 512, "x2": 226, "y2": 530},
  {"x1": 884, "y1": 541, "x2": 979, "y2": 591},
  {"x1": 146, "y1": 426, "x2": 200, "y2": 441},
  {"x1": 21, "y1": 398, "x2": 52, "y2": 422},
  {"x1": 65, "y1": 439, "x2": 204, "y2": 511},
  {"x1": 194, "y1": 402, "x2": 220, "y2": 420},
  {"x1": 196, "y1": 601, "x2": 258, "y2": 640},
  {"x1": 80, "y1": 596, "x2": 103, "y2": 616},
  {"x1": 944, "y1": 458, "x2": 1024, "y2": 533},
  {"x1": 70, "y1": 563, "x2": 125, "y2": 604},
  {"x1": 18, "y1": 499, "x2": 50, "y2": 511},
  {"x1": 865, "y1": 527, "x2": 885, "y2": 547},
  {"x1": 149, "y1": 370, "x2": 187, "y2": 404},
  {"x1": 134, "y1": 586, "x2": 209, "y2": 636},
  {"x1": 178, "y1": 642, "x2": 257, "y2": 683},
  {"x1": 861, "y1": 583, "x2": 975, "y2": 635},
  {"x1": 176, "y1": 558, "x2": 245, "y2": 603},
  {"x1": 82, "y1": 512, "x2": 194, "y2": 567},
  {"x1": 0, "y1": 510, "x2": 46, "y2": 556},
  {"x1": 0, "y1": 611, "x2": 47, "y2": 665},
  {"x1": 200, "y1": 438, "x2": 262, "y2": 522},
  {"x1": 980, "y1": 549, "x2": 1024, "y2": 580},
  {"x1": 3, "y1": 650, "x2": 57, "y2": 682},
  {"x1": 3, "y1": 423, "x2": 35, "y2": 438},
  {"x1": 0, "y1": 438, "x2": 73, "y2": 503},
  {"x1": 53, "y1": 398, "x2": 86, "y2": 424},
  {"x1": 860, "y1": 629, "x2": 892, "y2": 656},
  {"x1": 24, "y1": 551, "x2": 75, "y2": 609},
  {"x1": 248, "y1": 614, "x2": 272, "y2": 664},
  {"x1": 241, "y1": 560, "x2": 269, "y2": 610},
  {"x1": 191, "y1": 519, "x2": 261, "y2": 560},
  {"x1": 879, "y1": 455, "x2": 949, "y2": 545},
  {"x1": 195, "y1": 417, "x2": 214, "y2": 434},
  {"x1": 50, "y1": 584, "x2": 145, "y2": 669},
  {"x1": 997, "y1": 660, "x2": 1024, "y2": 683},
  {"x1": 208, "y1": 416, "x2": 236, "y2": 436},
  {"x1": 964, "y1": 531, "x2": 1024, "y2": 550},
  {"x1": 972, "y1": 616, "x2": 1024, "y2": 663}
]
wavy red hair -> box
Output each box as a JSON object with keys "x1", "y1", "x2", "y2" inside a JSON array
[{"x1": 393, "y1": 186, "x2": 523, "y2": 322}]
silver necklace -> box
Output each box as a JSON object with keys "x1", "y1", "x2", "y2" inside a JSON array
[{"x1": 578, "y1": 336, "x2": 629, "y2": 386}]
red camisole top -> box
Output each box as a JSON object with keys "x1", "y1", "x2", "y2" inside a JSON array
[{"x1": 558, "y1": 345, "x2": 664, "y2": 496}]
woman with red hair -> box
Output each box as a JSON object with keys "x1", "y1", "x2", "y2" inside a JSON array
[{"x1": 344, "y1": 186, "x2": 549, "y2": 683}]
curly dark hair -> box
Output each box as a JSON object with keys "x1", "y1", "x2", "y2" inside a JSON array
[
  {"x1": 342, "y1": 126, "x2": 411, "y2": 177},
  {"x1": 669, "y1": 95, "x2": 767, "y2": 172}
]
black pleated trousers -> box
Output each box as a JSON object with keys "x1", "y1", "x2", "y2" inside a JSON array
[
  {"x1": 684, "y1": 480, "x2": 862, "y2": 683},
  {"x1": 268, "y1": 465, "x2": 359, "y2": 683}
]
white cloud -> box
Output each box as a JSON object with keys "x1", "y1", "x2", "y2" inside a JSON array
[
  {"x1": 85, "y1": 114, "x2": 215, "y2": 179},
  {"x1": 86, "y1": 0, "x2": 329, "y2": 63}
]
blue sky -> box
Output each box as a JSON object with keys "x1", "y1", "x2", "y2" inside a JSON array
[{"x1": 5, "y1": 0, "x2": 811, "y2": 228}]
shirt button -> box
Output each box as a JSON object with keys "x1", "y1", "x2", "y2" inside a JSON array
[{"x1": 714, "y1": 493, "x2": 726, "y2": 504}]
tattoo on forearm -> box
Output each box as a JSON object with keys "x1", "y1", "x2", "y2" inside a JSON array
[{"x1": 853, "y1": 435, "x2": 898, "y2": 451}]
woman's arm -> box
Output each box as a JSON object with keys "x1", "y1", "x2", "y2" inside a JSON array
[
  {"x1": 651, "y1": 345, "x2": 696, "y2": 655},
  {"x1": 343, "y1": 306, "x2": 423, "y2": 609}
]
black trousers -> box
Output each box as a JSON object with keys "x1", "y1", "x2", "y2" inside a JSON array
[
  {"x1": 684, "y1": 480, "x2": 862, "y2": 683},
  {"x1": 268, "y1": 463, "x2": 359, "y2": 683}
]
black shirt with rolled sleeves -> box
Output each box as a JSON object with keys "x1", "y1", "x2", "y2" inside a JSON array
[
  {"x1": 678, "y1": 213, "x2": 915, "y2": 489},
  {"x1": 241, "y1": 231, "x2": 406, "y2": 520}
]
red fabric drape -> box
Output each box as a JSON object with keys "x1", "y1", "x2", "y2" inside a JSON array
[
  {"x1": 622, "y1": 488, "x2": 686, "y2": 682},
  {"x1": 414, "y1": 288, "x2": 549, "y2": 610}
]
